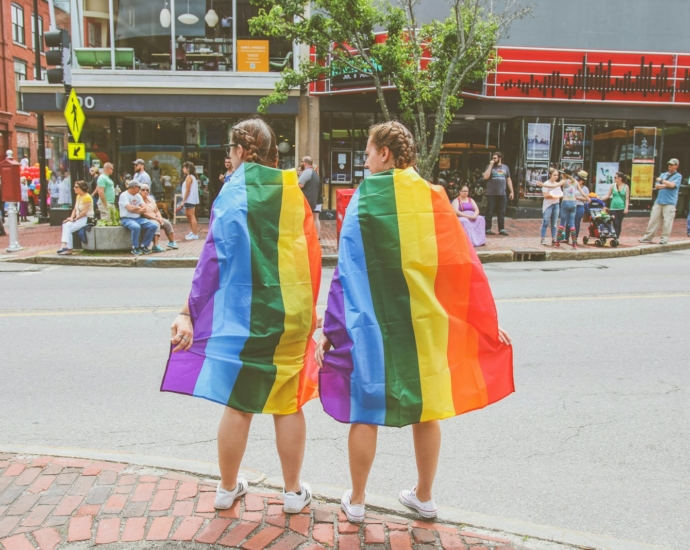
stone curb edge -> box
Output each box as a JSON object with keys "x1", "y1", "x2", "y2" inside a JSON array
[
  {"x1": 3, "y1": 241, "x2": 689, "y2": 268},
  {"x1": 0, "y1": 444, "x2": 661, "y2": 550}
]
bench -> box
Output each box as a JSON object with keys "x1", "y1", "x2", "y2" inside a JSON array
[{"x1": 74, "y1": 48, "x2": 136, "y2": 69}]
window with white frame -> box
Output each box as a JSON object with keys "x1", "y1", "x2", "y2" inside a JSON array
[
  {"x1": 14, "y1": 60, "x2": 28, "y2": 111},
  {"x1": 31, "y1": 14, "x2": 44, "y2": 51},
  {"x1": 11, "y1": 4, "x2": 25, "y2": 45}
]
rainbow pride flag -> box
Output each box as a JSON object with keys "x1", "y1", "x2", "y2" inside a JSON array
[
  {"x1": 321, "y1": 167, "x2": 513, "y2": 427},
  {"x1": 161, "y1": 163, "x2": 321, "y2": 415}
]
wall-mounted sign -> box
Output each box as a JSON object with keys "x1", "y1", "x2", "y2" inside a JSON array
[
  {"x1": 595, "y1": 162, "x2": 619, "y2": 198},
  {"x1": 331, "y1": 149, "x2": 352, "y2": 183},
  {"x1": 237, "y1": 40, "x2": 269, "y2": 72}
]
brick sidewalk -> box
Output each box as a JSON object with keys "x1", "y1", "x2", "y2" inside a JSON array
[
  {"x1": 1, "y1": 215, "x2": 688, "y2": 262},
  {"x1": 0, "y1": 454, "x2": 529, "y2": 549},
  {"x1": 0, "y1": 218, "x2": 338, "y2": 260}
]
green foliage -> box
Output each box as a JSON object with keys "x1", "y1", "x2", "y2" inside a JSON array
[
  {"x1": 97, "y1": 205, "x2": 121, "y2": 227},
  {"x1": 250, "y1": 0, "x2": 531, "y2": 179}
]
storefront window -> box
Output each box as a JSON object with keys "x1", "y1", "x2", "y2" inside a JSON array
[{"x1": 79, "y1": 0, "x2": 291, "y2": 72}]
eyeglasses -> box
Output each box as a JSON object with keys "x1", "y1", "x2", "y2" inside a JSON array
[{"x1": 224, "y1": 143, "x2": 238, "y2": 156}]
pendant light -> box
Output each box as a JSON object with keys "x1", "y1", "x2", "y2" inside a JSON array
[
  {"x1": 205, "y1": 0, "x2": 219, "y2": 27},
  {"x1": 159, "y1": 0, "x2": 171, "y2": 28},
  {"x1": 178, "y1": 0, "x2": 199, "y2": 25}
]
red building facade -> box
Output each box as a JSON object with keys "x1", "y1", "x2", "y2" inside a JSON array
[{"x1": 0, "y1": 0, "x2": 66, "y2": 168}]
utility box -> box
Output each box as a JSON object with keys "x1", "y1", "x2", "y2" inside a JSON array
[
  {"x1": 336, "y1": 188, "x2": 356, "y2": 241},
  {"x1": 0, "y1": 156, "x2": 21, "y2": 202}
]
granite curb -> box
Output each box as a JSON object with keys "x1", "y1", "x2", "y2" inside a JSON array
[{"x1": 3, "y1": 240, "x2": 689, "y2": 268}]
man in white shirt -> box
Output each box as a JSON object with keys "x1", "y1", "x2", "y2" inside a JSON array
[{"x1": 119, "y1": 180, "x2": 158, "y2": 256}]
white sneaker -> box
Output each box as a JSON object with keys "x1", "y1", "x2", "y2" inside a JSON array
[
  {"x1": 340, "y1": 489, "x2": 365, "y2": 523},
  {"x1": 398, "y1": 486, "x2": 437, "y2": 519},
  {"x1": 541, "y1": 238, "x2": 549, "y2": 245},
  {"x1": 184, "y1": 232, "x2": 193, "y2": 239},
  {"x1": 214, "y1": 476, "x2": 247, "y2": 510},
  {"x1": 185, "y1": 233, "x2": 199, "y2": 240},
  {"x1": 283, "y1": 481, "x2": 312, "y2": 514}
]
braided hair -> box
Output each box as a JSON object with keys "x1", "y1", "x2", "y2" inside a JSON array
[
  {"x1": 229, "y1": 117, "x2": 279, "y2": 168},
  {"x1": 368, "y1": 121, "x2": 417, "y2": 169}
]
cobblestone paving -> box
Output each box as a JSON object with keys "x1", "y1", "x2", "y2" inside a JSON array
[{"x1": 0, "y1": 454, "x2": 529, "y2": 549}]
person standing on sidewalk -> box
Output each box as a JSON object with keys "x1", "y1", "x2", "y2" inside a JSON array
[
  {"x1": 164, "y1": 117, "x2": 321, "y2": 517},
  {"x1": 95, "y1": 163, "x2": 116, "y2": 222},
  {"x1": 573, "y1": 170, "x2": 591, "y2": 241},
  {"x1": 482, "y1": 151, "x2": 514, "y2": 236},
  {"x1": 556, "y1": 172, "x2": 590, "y2": 248},
  {"x1": 298, "y1": 156, "x2": 322, "y2": 238},
  {"x1": 640, "y1": 158, "x2": 682, "y2": 245},
  {"x1": 315, "y1": 121, "x2": 513, "y2": 523},
  {"x1": 177, "y1": 161, "x2": 200, "y2": 240},
  {"x1": 603, "y1": 172, "x2": 630, "y2": 238},
  {"x1": 132, "y1": 158, "x2": 152, "y2": 187},
  {"x1": 537, "y1": 168, "x2": 564, "y2": 246}
]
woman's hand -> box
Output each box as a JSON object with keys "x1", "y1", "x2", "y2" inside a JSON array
[
  {"x1": 624, "y1": 207, "x2": 629, "y2": 214},
  {"x1": 170, "y1": 314, "x2": 194, "y2": 352},
  {"x1": 498, "y1": 326, "x2": 511, "y2": 345},
  {"x1": 315, "y1": 334, "x2": 332, "y2": 368}
]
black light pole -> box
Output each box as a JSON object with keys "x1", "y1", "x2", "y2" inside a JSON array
[{"x1": 33, "y1": 0, "x2": 49, "y2": 223}]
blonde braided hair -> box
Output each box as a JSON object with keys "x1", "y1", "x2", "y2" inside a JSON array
[
  {"x1": 368, "y1": 121, "x2": 417, "y2": 169},
  {"x1": 230, "y1": 118, "x2": 279, "y2": 168}
]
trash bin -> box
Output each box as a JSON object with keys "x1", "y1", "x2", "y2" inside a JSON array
[{"x1": 336, "y1": 188, "x2": 356, "y2": 241}]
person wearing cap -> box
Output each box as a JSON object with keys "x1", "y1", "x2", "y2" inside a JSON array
[
  {"x1": 132, "y1": 159, "x2": 152, "y2": 188},
  {"x1": 140, "y1": 183, "x2": 179, "y2": 252},
  {"x1": 639, "y1": 158, "x2": 682, "y2": 245},
  {"x1": 573, "y1": 170, "x2": 591, "y2": 241},
  {"x1": 119, "y1": 180, "x2": 158, "y2": 255}
]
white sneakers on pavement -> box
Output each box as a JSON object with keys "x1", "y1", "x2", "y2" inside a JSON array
[
  {"x1": 340, "y1": 489, "x2": 366, "y2": 523},
  {"x1": 184, "y1": 232, "x2": 199, "y2": 240},
  {"x1": 214, "y1": 475, "x2": 248, "y2": 510},
  {"x1": 398, "y1": 486, "x2": 437, "y2": 519},
  {"x1": 283, "y1": 481, "x2": 312, "y2": 514}
]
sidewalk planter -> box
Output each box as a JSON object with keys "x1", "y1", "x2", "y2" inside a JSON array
[{"x1": 82, "y1": 226, "x2": 132, "y2": 251}]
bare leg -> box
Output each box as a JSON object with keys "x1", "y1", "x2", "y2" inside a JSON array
[
  {"x1": 186, "y1": 207, "x2": 198, "y2": 234},
  {"x1": 411, "y1": 421, "x2": 441, "y2": 502},
  {"x1": 153, "y1": 234, "x2": 160, "y2": 246},
  {"x1": 313, "y1": 212, "x2": 321, "y2": 238},
  {"x1": 349, "y1": 423, "x2": 378, "y2": 504},
  {"x1": 273, "y1": 410, "x2": 306, "y2": 493},
  {"x1": 217, "y1": 407, "x2": 253, "y2": 491}
]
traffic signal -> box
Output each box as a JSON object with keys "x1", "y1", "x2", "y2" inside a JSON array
[{"x1": 44, "y1": 29, "x2": 71, "y2": 89}]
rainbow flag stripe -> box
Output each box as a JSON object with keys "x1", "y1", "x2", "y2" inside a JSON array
[
  {"x1": 321, "y1": 167, "x2": 513, "y2": 427},
  {"x1": 161, "y1": 163, "x2": 321, "y2": 414}
]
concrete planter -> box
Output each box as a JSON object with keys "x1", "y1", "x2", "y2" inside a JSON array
[{"x1": 82, "y1": 226, "x2": 133, "y2": 251}]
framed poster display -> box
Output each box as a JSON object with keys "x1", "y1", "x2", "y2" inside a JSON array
[
  {"x1": 595, "y1": 162, "x2": 619, "y2": 197},
  {"x1": 630, "y1": 164, "x2": 655, "y2": 200},
  {"x1": 633, "y1": 127, "x2": 657, "y2": 163},
  {"x1": 524, "y1": 166, "x2": 548, "y2": 198},
  {"x1": 526, "y1": 123, "x2": 551, "y2": 161},
  {"x1": 562, "y1": 125, "x2": 585, "y2": 161}
]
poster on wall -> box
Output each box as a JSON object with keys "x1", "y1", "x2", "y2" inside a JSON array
[
  {"x1": 560, "y1": 160, "x2": 583, "y2": 173},
  {"x1": 237, "y1": 40, "x2": 269, "y2": 72},
  {"x1": 526, "y1": 123, "x2": 551, "y2": 161},
  {"x1": 562, "y1": 125, "x2": 585, "y2": 161},
  {"x1": 595, "y1": 162, "x2": 619, "y2": 197},
  {"x1": 630, "y1": 163, "x2": 655, "y2": 200},
  {"x1": 525, "y1": 166, "x2": 549, "y2": 198},
  {"x1": 439, "y1": 154, "x2": 451, "y2": 170},
  {"x1": 633, "y1": 127, "x2": 657, "y2": 163}
]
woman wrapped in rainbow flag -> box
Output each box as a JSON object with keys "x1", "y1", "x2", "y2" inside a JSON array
[{"x1": 316, "y1": 121, "x2": 514, "y2": 522}]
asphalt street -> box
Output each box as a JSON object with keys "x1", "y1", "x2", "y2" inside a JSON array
[{"x1": 1, "y1": 251, "x2": 688, "y2": 548}]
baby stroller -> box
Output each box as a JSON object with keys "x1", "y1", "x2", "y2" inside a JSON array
[{"x1": 583, "y1": 198, "x2": 619, "y2": 247}]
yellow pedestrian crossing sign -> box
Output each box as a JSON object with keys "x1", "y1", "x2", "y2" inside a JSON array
[
  {"x1": 64, "y1": 89, "x2": 85, "y2": 142},
  {"x1": 68, "y1": 142, "x2": 86, "y2": 161}
]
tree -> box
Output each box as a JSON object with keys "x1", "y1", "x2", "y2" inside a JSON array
[{"x1": 250, "y1": 0, "x2": 532, "y2": 179}]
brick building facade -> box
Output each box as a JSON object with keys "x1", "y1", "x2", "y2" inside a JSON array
[{"x1": 0, "y1": 0, "x2": 66, "y2": 168}]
